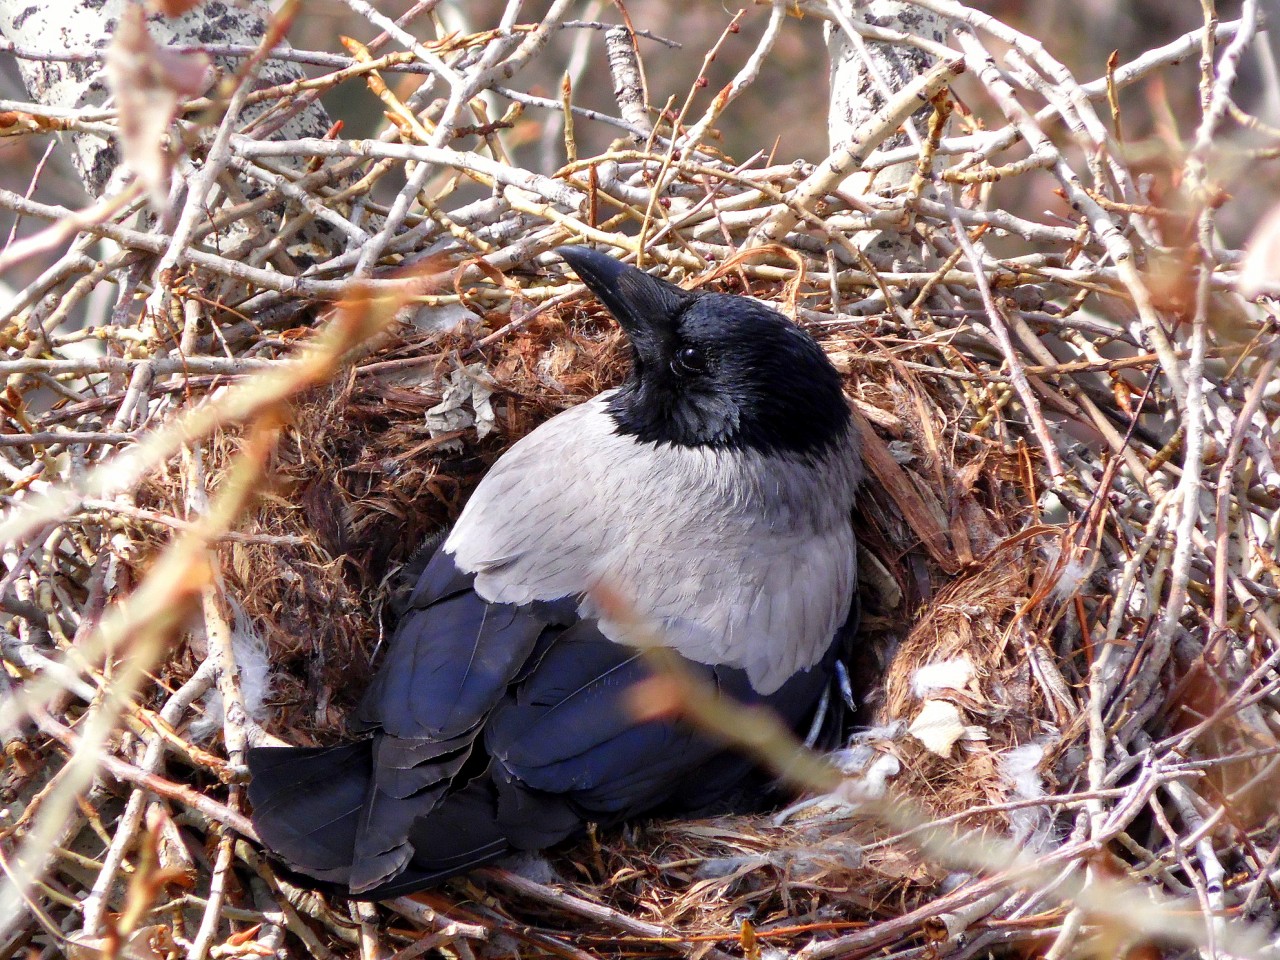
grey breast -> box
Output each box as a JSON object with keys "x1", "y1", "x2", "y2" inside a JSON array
[{"x1": 445, "y1": 392, "x2": 861, "y2": 695}]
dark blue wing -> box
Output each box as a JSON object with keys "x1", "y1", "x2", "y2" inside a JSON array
[
  {"x1": 485, "y1": 621, "x2": 836, "y2": 844},
  {"x1": 250, "y1": 539, "x2": 851, "y2": 898},
  {"x1": 355, "y1": 547, "x2": 551, "y2": 740}
]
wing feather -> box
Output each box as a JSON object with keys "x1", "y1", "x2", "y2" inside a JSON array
[
  {"x1": 356, "y1": 549, "x2": 548, "y2": 740},
  {"x1": 487, "y1": 625, "x2": 837, "y2": 826}
]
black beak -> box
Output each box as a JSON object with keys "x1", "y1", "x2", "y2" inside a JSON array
[{"x1": 556, "y1": 247, "x2": 697, "y2": 357}]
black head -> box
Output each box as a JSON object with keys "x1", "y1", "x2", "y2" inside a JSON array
[{"x1": 558, "y1": 247, "x2": 851, "y2": 457}]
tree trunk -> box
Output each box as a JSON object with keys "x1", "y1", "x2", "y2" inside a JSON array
[
  {"x1": 0, "y1": 0, "x2": 341, "y2": 256},
  {"x1": 826, "y1": 0, "x2": 949, "y2": 262}
]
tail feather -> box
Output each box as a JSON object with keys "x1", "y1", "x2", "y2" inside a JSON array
[
  {"x1": 247, "y1": 745, "x2": 517, "y2": 898},
  {"x1": 247, "y1": 744, "x2": 371, "y2": 883},
  {"x1": 402, "y1": 777, "x2": 511, "y2": 874}
]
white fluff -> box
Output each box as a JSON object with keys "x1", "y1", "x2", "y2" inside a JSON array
[
  {"x1": 190, "y1": 602, "x2": 273, "y2": 742},
  {"x1": 1040, "y1": 538, "x2": 1095, "y2": 600},
  {"x1": 911, "y1": 656, "x2": 974, "y2": 698},
  {"x1": 499, "y1": 851, "x2": 561, "y2": 885},
  {"x1": 908, "y1": 700, "x2": 968, "y2": 758},
  {"x1": 998, "y1": 742, "x2": 1054, "y2": 850},
  {"x1": 774, "y1": 725, "x2": 904, "y2": 823}
]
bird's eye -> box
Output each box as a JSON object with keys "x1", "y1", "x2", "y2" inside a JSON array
[{"x1": 672, "y1": 345, "x2": 707, "y2": 376}]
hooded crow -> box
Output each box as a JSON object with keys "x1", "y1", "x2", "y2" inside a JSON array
[{"x1": 246, "y1": 247, "x2": 863, "y2": 898}]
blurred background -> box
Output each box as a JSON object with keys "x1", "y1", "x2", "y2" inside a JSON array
[
  {"x1": 288, "y1": 1, "x2": 1268, "y2": 159},
  {"x1": 0, "y1": 0, "x2": 1275, "y2": 285},
  {"x1": 294, "y1": 0, "x2": 1274, "y2": 241}
]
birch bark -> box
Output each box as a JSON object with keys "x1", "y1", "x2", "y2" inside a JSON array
[
  {"x1": 0, "y1": 0, "x2": 336, "y2": 218},
  {"x1": 825, "y1": 1, "x2": 949, "y2": 261}
]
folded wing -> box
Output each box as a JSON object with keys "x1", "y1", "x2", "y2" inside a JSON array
[{"x1": 248, "y1": 542, "x2": 850, "y2": 897}]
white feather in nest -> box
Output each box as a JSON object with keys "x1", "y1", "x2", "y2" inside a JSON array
[
  {"x1": 998, "y1": 742, "x2": 1057, "y2": 851},
  {"x1": 190, "y1": 599, "x2": 274, "y2": 743}
]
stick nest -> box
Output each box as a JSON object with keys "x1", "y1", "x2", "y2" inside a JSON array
[{"x1": 2, "y1": 4, "x2": 1279, "y2": 960}]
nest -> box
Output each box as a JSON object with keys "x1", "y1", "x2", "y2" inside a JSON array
[{"x1": 2, "y1": 3, "x2": 1279, "y2": 959}]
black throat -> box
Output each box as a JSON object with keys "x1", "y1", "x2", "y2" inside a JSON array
[{"x1": 606, "y1": 361, "x2": 851, "y2": 458}]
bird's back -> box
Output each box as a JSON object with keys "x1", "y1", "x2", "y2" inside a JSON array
[{"x1": 447, "y1": 392, "x2": 862, "y2": 693}]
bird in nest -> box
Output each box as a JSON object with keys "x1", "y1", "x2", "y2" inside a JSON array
[{"x1": 247, "y1": 246, "x2": 863, "y2": 898}]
